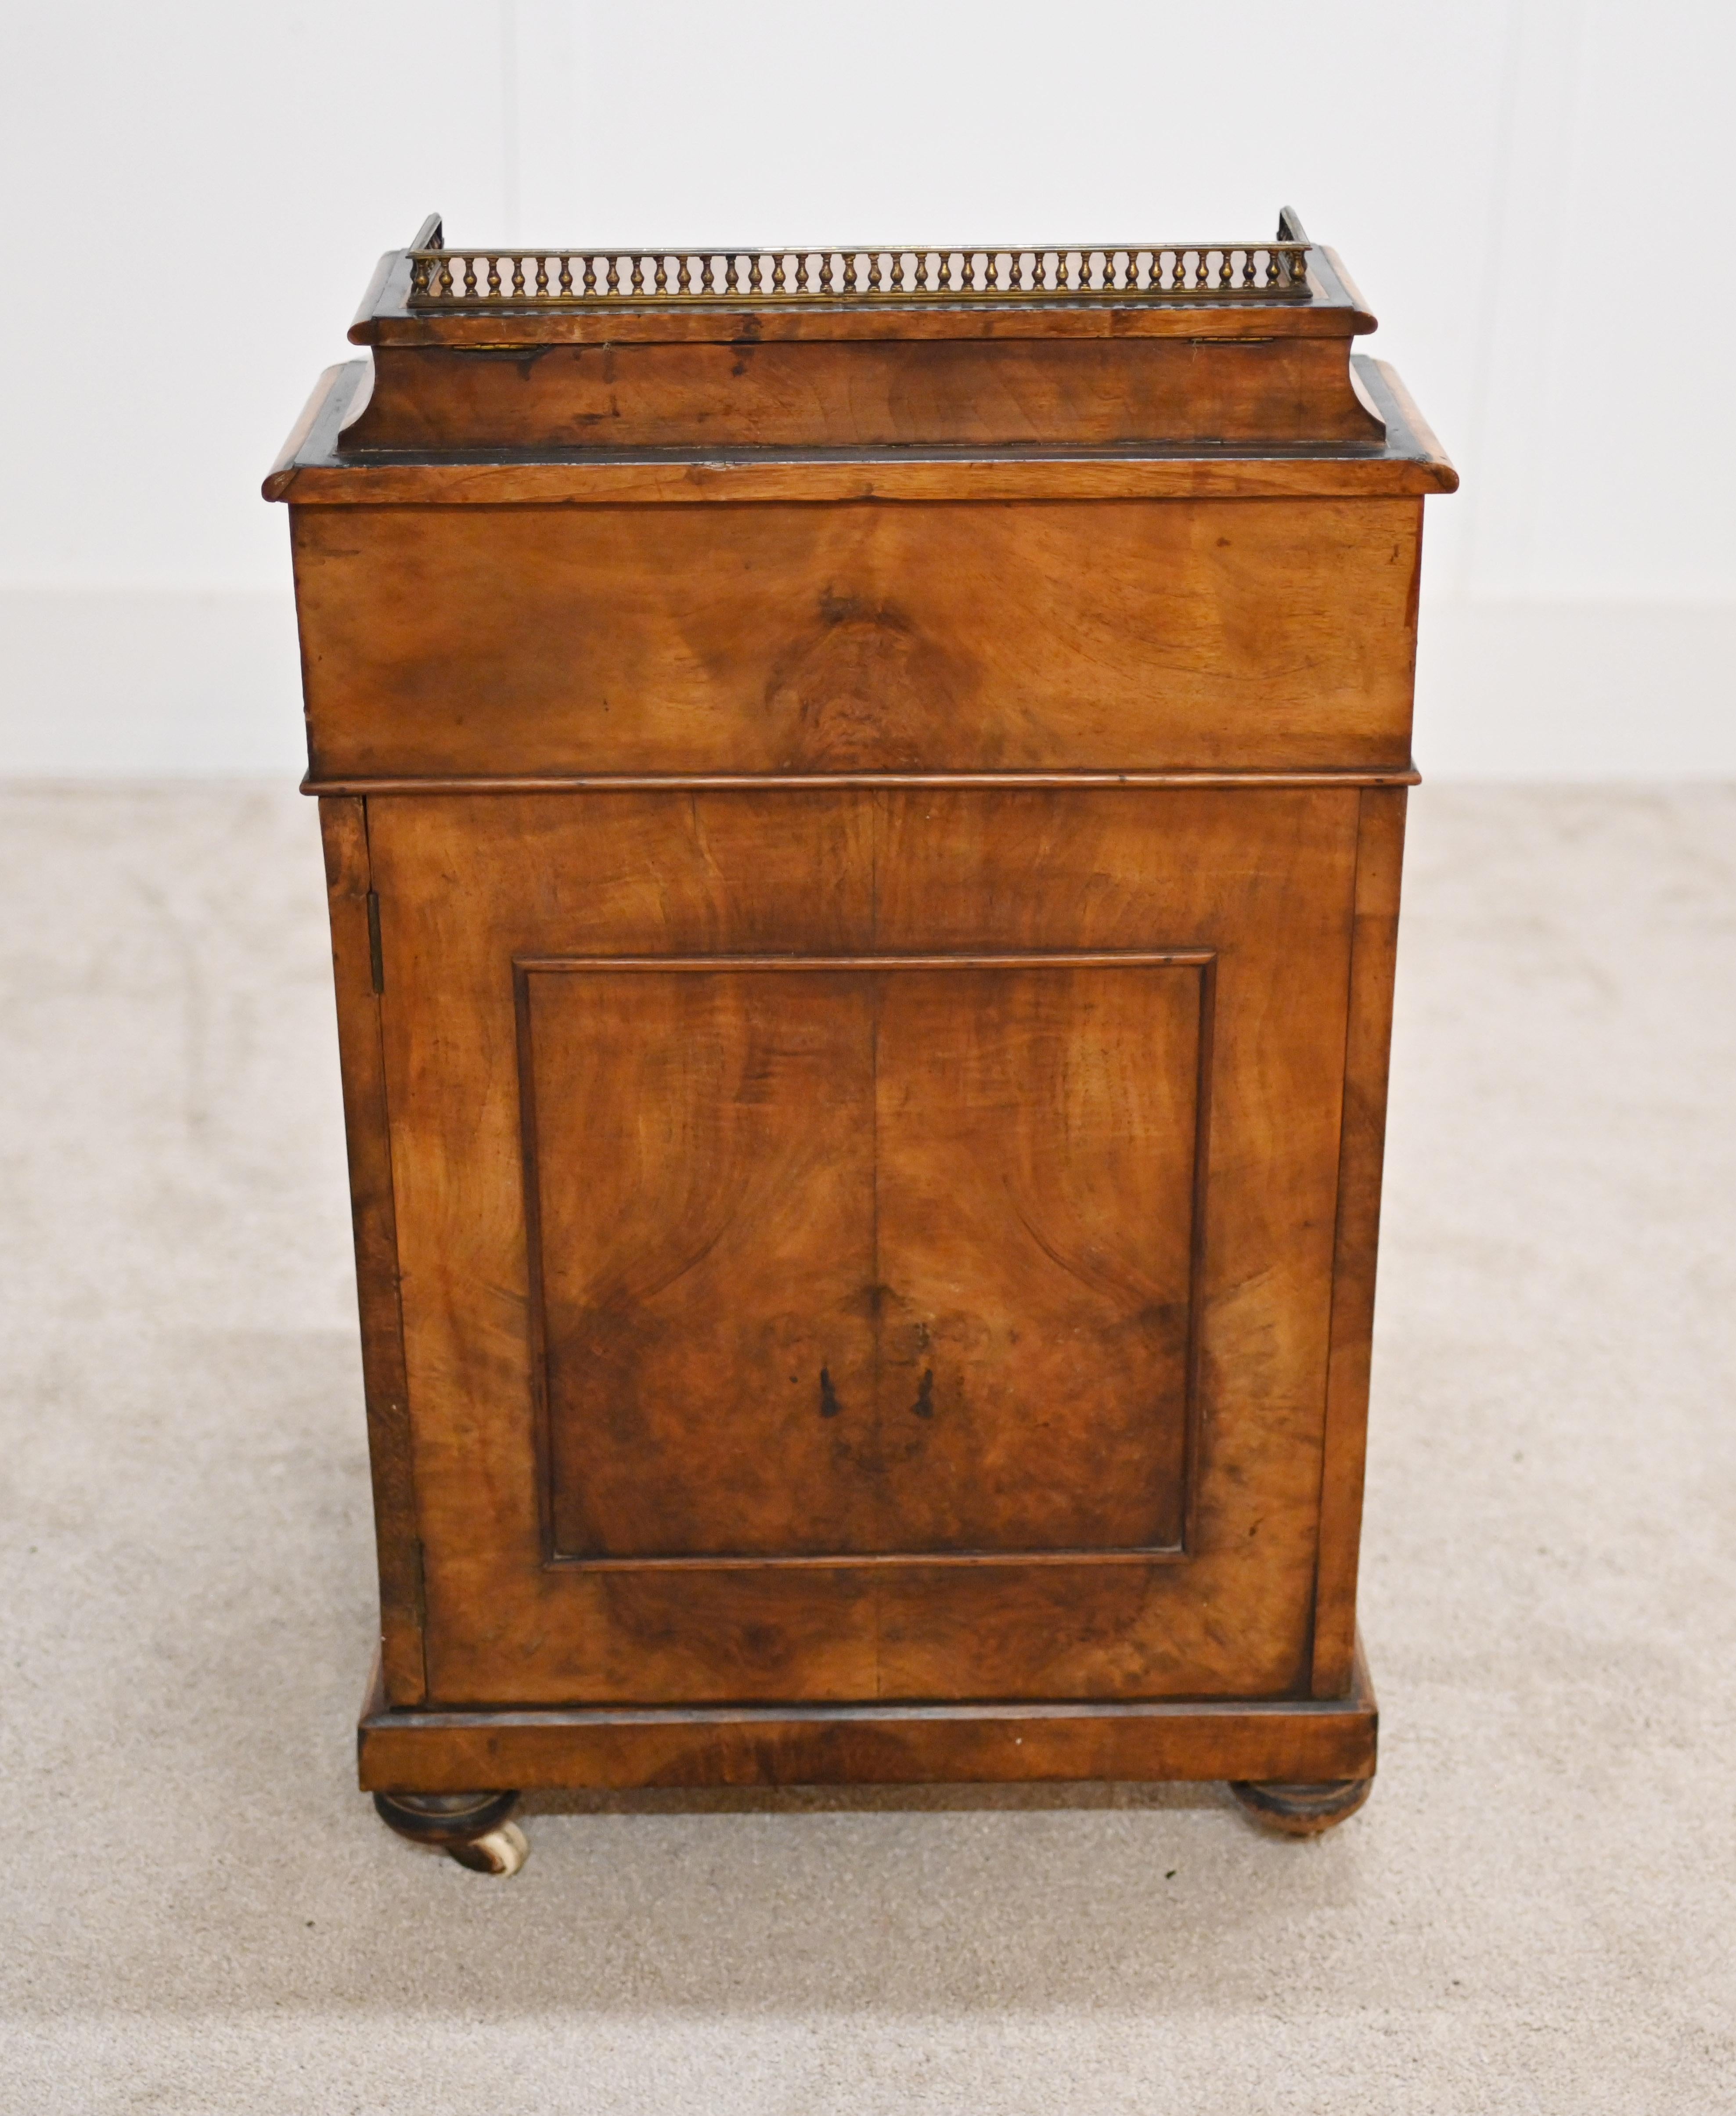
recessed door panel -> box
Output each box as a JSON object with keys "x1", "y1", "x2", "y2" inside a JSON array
[
  {"x1": 525, "y1": 965, "x2": 877, "y2": 1561},
  {"x1": 871, "y1": 960, "x2": 1207, "y2": 1554},
  {"x1": 522, "y1": 954, "x2": 1207, "y2": 1567}
]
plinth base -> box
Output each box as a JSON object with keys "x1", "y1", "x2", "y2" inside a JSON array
[{"x1": 358, "y1": 1642, "x2": 1376, "y2": 1806}]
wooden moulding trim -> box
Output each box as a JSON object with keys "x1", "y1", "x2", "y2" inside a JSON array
[
  {"x1": 356, "y1": 1640, "x2": 1377, "y2": 1792},
  {"x1": 516, "y1": 947, "x2": 1215, "y2": 1574},
  {"x1": 262, "y1": 361, "x2": 369, "y2": 499},
  {"x1": 358, "y1": 305, "x2": 1369, "y2": 346},
  {"x1": 265, "y1": 363, "x2": 353, "y2": 486},
  {"x1": 262, "y1": 356, "x2": 1455, "y2": 504},
  {"x1": 1358, "y1": 358, "x2": 1455, "y2": 488},
  {"x1": 517, "y1": 950, "x2": 1215, "y2": 971},
  {"x1": 1310, "y1": 789, "x2": 1408, "y2": 1697},
  {"x1": 303, "y1": 767, "x2": 1423, "y2": 797},
  {"x1": 274, "y1": 451, "x2": 1454, "y2": 504},
  {"x1": 318, "y1": 799, "x2": 427, "y2": 1704},
  {"x1": 536, "y1": 1546, "x2": 1194, "y2": 1576}
]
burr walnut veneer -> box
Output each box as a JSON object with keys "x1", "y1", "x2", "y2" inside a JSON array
[{"x1": 269, "y1": 216, "x2": 1453, "y2": 1868}]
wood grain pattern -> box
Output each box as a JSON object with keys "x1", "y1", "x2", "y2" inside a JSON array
[
  {"x1": 274, "y1": 451, "x2": 1455, "y2": 507},
  {"x1": 520, "y1": 954, "x2": 1209, "y2": 1565},
  {"x1": 524, "y1": 960, "x2": 882, "y2": 1562},
  {"x1": 318, "y1": 799, "x2": 425, "y2": 1703},
  {"x1": 364, "y1": 787, "x2": 1358, "y2": 1706},
  {"x1": 1310, "y1": 787, "x2": 1408, "y2": 1695},
  {"x1": 356, "y1": 1641, "x2": 1378, "y2": 1791},
  {"x1": 292, "y1": 499, "x2": 1424, "y2": 780},
  {"x1": 262, "y1": 355, "x2": 1455, "y2": 507},
  {"x1": 868, "y1": 957, "x2": 1206, "y2": 1559},
  {"x1": 344, "y1": 335, "x2": 1385, "y2": 453},
  {"x1": 305, "y1": 769, "x2": 1422, "y2": 795}
]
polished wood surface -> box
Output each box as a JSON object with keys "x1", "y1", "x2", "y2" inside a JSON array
[
  {"x1": 356, "y1": 1645, "x2": 1378, "y2": 1793},
  {"x1": 318, "y1": 798, "x2": 424, "y2": 1702},
  {"x1": 522, "y1": 952, "x2": 1207, "y2": 1563},
  {"x1": 360, "y1": 786, "x2": 1354, "y2": 1706},
  {"x1": 1229, "y1": 1773, "x2": 1375, "y2": 1836},
  {"x1": 266, "y1": 356, "x2": 1454, "y2": 507},
  {"x1": 292, "y1": 497, "x2": 1423, "y2": 781},
  {"x1": 1311, "y1": 786, "x2": 1408, "y2": 1696},
  {"x1": 342, "y1": 335, "x2": 1386, "y2": 452},
  {"x1": 272, "y1": 218, "x2": 1449, "y2": 1820}
]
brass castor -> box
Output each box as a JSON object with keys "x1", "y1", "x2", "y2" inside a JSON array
[
  {"x1": 1229, "y1": 1776, "x2": 1373, "y2": 1837},
  {"x1": 373, "y1": 1790, "x2": 529, "y2": 1875}
]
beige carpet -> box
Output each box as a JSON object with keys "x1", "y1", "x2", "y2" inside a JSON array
[{"x1": 3, "y1": 783, "x2": 1732, "y2": 2113}]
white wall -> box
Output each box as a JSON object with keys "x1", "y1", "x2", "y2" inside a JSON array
[{"x1": 1, "y1": 0, "x2": 1730, "y2": 777}]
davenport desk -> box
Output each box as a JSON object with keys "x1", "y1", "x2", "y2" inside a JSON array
[{"x1": 267, "y1": 213, "x2": 1454, "y2": 1874}]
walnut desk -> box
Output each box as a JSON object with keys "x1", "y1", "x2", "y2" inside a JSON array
[{"x1": 267, "y1": 212, "x2": 1455, "y2": 1874}]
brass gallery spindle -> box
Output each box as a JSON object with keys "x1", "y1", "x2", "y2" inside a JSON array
[{"x1": 397, "y1": 237, "x2": 1312, "y2": 309}]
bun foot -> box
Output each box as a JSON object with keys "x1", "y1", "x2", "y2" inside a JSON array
[
  {"x1": 1229, "y1": 1776, "x2": 1372, "y2": 1837},
  {"x1": 373, "y1": 1790, "x2": 529, "y2": 1874}
]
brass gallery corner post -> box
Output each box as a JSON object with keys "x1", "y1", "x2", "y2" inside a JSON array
[{"x1": 268, "y1": 212, "x2": 1454, "y2": 1876}]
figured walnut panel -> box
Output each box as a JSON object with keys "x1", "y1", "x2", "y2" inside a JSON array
[
  {"x1": 525, "y1": 963, "x2": 882, "y2": 1562},
  {"x1": 345, "y1": 337, "x2": 1380, "y2": 451},
  {"x1": 522, "y1": 955, "x2": 1207, "y2": 1565},
  {"x1": 867, "y1": 957, "x2": 1206, "y2": 1555},
  {"x1": 292, "y1": 499, "x2": 1422, "y2": 779},
  {"x1": 365, "y1": 787, "x2": 1358, "y2": 1706}
]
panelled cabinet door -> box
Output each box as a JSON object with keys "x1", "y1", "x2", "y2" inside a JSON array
[{"x1": 367, "y1": 787, "x2": 1360, "y2": 1707}]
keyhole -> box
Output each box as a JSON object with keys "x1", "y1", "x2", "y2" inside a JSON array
[
  {"x1": 818, "y1": 1367, "x2": 842, "y2": 1418},
  {"x1": 911, "y1": 1368, "x2": 935, "y2": 1418}
]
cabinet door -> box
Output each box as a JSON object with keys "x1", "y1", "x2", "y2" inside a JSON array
[{"x1": 366, "y1": 787, "x2": 1360, "y2": 1706}]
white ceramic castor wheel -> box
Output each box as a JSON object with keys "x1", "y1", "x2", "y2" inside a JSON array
[
  {"x1": 373, "y1": 1789, "x2": 529, "y2": 1874},
  {"x1": 445, "y1": 1820, "x2": 529, "y2": 1875}
]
